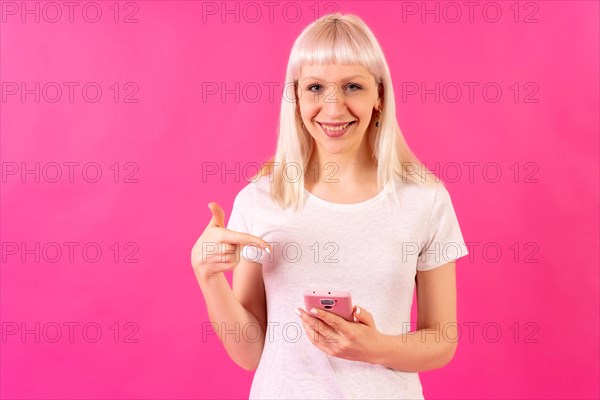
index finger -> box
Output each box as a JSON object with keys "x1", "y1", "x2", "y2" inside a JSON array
[
  {"x1": 224, "y1": 229, "x2": 271, "y2": 253},
  {"x1": 307, "y1": 307, "x2": 348, "y2": 335}
]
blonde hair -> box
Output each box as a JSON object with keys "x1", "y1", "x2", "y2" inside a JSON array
[{"x1": 250, "y1": 12, "x2": 441, "y2": 210}]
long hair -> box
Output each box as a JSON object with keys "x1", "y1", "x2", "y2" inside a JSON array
[{"x1": 250, "y1": 12, "x2": 441, "y2": 211}]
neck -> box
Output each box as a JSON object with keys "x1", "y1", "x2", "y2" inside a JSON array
[{"x1": 305, "y1": 144, "x2": 377, "y2": 187}]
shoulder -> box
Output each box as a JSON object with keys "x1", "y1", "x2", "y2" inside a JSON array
[
  {"x1": 245, "y1": 174, "x2": 276, "y2": 201},
  {"x1": 389, "y1": 176, "x2": 445, "y2": 208},
  {"x1": 231, "y1": 178, "x2": 256, "y2": 207},
  {"x1": 233, "y1": 174, "x2": 271, "y2": 204}
]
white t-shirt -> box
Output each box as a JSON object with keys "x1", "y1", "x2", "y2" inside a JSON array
[{"x1": 226, "y1": 174, "x2": 469, "y2": 399}]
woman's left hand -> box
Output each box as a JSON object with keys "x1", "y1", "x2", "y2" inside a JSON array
[{"x1": 296, "y1": 305, "x2": 383, "y2": 364}]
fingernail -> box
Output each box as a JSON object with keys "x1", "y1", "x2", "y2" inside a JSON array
[
  {"x1": 294, "y1": 308, "x2": 301, "y2": 317},
  {"x1": 356, "y1": 306, "x2": 361, "y2": 315},
  {"x1": 264, "y1": 246, "x2": 271, "y2": 254},
  {"x1": 310, "y1": 308, "x2": 318, "y2": 315}
]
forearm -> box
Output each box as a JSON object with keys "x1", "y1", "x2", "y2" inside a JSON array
[
  {"x1": 373, "y1": 328, "x2": 457, "y2": 372},
  {"x1": 197, "y1": 271, "x2": 265, "y2": 370}
]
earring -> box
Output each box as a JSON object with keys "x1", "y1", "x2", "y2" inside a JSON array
[{"x1": 376, "y1": 120, "x2": 380, "y2": 128}]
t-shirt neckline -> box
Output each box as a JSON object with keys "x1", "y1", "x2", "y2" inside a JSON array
[{"x1": 303, "y1": 182, "x2": 391, "y2": 211}]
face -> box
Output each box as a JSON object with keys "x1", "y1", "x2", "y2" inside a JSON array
[{"x1": 296, "y1": 63, "x2": 381, "y2": 158}]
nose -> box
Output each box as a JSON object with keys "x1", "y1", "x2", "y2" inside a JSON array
[{"x1": 322, "y1": 83, "x2": 347, "y2": 117}]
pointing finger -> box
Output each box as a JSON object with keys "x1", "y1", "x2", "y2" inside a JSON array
[{"x1": 225, "y1": 230, "x2": 271, "y2": 253}]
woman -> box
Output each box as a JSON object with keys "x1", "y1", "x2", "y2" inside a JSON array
[{"x1": 191, "y1": 12, "x2": 469, "y2": 399}]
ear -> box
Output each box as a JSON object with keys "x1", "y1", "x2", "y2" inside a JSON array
[
  {"x1": 374, "y1": 101, "x2": 382, "y2": 114},
  {"x1": 377, "y1": 81, "x2": 384, "y2": 108}
]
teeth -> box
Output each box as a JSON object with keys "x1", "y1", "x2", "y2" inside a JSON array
[{"x1": 321, "y1": 122, "x2": 352, "y2": 132}]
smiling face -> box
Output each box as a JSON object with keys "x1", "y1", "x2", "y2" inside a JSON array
[{"x1": 297, "y1": 63, "x2": 382, "y2": 160}]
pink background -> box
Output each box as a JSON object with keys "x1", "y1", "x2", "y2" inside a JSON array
[{"x1": 1, "y1": 1, "x2": 598, "y2": 399}]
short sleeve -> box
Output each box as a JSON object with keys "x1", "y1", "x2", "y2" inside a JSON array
[
  {"x1": 226, "y1": 183, "x2": 265, "y2": 263},
  {"x1": 226, "y1": 183, "x2": 255, "y2": 235},
  {"x1": 416, "y1": 185, "x2": 469, "y2": 271}
]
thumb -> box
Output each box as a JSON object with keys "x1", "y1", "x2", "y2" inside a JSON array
[
  {"x1": 207, "y1": 202, "x2": 225, "y2": 228},
  {"x1": 352, "y1": 305, "x2": 376, "y2": 328}
]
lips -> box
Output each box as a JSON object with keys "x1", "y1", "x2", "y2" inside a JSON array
[
  {"x1": 317, "y1": 121, "x2": 356, "y2": 138},
  {"x1": 319, "y1": 121, "x2": 355, "y2": 127}
]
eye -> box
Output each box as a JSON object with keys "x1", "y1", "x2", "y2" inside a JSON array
[{"x1": 306, "y1": 83, "x2": 362, "y2": 93}]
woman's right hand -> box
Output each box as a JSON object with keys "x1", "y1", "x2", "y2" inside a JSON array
[{"x1": 191, "y1": 202, "x2": 271, "y2": 280}]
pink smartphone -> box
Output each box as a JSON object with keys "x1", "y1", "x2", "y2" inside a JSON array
[{"x1": 303, "y1": 290, "x2": 354, "y2": 322}]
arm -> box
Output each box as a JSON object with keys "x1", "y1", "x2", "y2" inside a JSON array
[
  {"x1": 196, "y1": 257, "x2": 267, "y2": 371},
  {"x1": 193, "y1": 200, "x2": 270, "y2": 371},
  {"x1": 373, "y1": 262, "x2": 458, "y2": 372}
]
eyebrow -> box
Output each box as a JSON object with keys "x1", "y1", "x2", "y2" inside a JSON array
[{"x1": 300, "y1": 74, "x2": 367, "y2": 83}]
